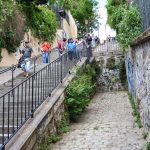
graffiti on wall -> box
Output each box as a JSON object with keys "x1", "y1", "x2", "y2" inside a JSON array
[{"x1": 125, "y1": 42, "x2": 150, "y2": 131}]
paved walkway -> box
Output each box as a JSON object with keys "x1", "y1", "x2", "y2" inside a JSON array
[{"x1": 50, "y1": 91, "x2": 146, "y2": 150}]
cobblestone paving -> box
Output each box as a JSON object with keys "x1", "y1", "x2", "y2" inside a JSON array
[{"x1": 50, "y1": 91, "x2": 146, "y2": 150}]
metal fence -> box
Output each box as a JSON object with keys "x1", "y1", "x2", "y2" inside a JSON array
[
  {"x1": 132, "y1": 0, "x2": 150, "y2": 30},
  {"x1": 0, "y1": 49, "x2": 57, "y2": 89},
  {"x1": 93, "y1": 39, "x2": 123, "y2": 56},
  {"x1": 0, "y1": 43, "x2": 89, "y2": 149}
]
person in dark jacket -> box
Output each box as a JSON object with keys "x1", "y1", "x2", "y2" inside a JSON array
[
  {"x1": 20, "y1": 41, "x2": 33, "y2": 77},
  {"x1": 86, "y1": 34, "x2": 92, "y2": 58}
]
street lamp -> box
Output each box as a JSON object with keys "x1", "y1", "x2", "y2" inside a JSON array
[{"x1": 58, "y1": 8, "x2": 66, "y2": 30}]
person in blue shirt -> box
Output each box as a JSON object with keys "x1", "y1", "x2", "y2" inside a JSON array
[{"x1": 68, "y1": 38, "x2": 76, "y2": 60}]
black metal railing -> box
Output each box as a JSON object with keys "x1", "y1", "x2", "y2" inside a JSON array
[
  {"x1": 0, "y1": 49, "x2": 57, "y2": 89},
  {"x1": 0, "y1": 42, "x2": 88, "y2": 149},
  {"x1": 93, "y1": 40, "x2": 121, "y2": 53}
]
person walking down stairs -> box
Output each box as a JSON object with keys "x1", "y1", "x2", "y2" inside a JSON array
[
  {"x1": 41, "y1": 40, "x2": 51, "y2": 63},
  {"x1": 20, "y1": 41, "x2": 33, "y2": 77},
  {"x1": 57, "y1": 38, "x2": 67, "y2": 59},
  {"x1": 67, "y1": 38, "x2": 76, "y2": 61}
]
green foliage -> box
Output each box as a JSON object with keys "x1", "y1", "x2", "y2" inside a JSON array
[
  {"x1": 147, "y1": 142, "x2": 150, "y2": 150},
  {"x1": 39, "y1": 113, "x2": 70, "y2": 150},
  {"x1": 0, "y1": 0, "x2": 57, "y2": 57},
  {"x1": 48, "y1": 135, "x2": 61, "y2": 143},
  {"x1": 115, "y1": 59, "x2": 127, "y2": 86},
  {"x1": 107, "y1": 1, "x2": 143, "y2": 48},
  {"x1": 0, "y1": 1, "x2": 25, "y2": 53},
  {"x1": 142, "y1": 132, "x2": 148, "y2": 139},
  {"x1": 66, "y1": 63, "x2": 99, "y2": 121},
  {"x1": 57, "y1": 113, "x2": 70, "y2": 134},
  {"x1": 23, "y1": 5, "x2": 57, "y2": 42},
  {"x1": 40, "y1": 144, "x2": 48, "y2": 150},
  {"x1": 128, "y1": 92, "x2": 143, "y2": 128},
  {"x1": 106, "y1": 57, "x2": 116, "y2": 70},
  {"x1": 70, "y1": 0, "x2": 99, "y2": 35},
  {"x1": 0, "y1": 0, "x2": 14, "y2": 30},
  {"x1": 66, "y1": 74, "x2": 94, "y2": 121}
]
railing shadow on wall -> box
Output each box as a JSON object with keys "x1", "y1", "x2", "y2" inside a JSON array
[{"x1": 0, "y1": 42, "x2": 89, "y2": 149}]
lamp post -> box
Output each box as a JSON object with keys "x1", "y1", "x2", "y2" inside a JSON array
[{"x1": 58, "y1": 8, "x2": 66, "y2": 30}]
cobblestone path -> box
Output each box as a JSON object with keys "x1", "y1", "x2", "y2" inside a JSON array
[{"x1": 50, "y1": 92, "x2": 146, "y2": 150}]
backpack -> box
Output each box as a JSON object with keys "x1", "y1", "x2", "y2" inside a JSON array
[{"x1": 17, "y1": 56, "x2": 24, "y2": 68}]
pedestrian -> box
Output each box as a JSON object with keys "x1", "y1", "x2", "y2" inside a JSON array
[
  {"x1": 68, "y1": 38, "x2": 76, "y2": 61},
  {"x1": 41, "y1": 40, "x2": 51, "y2": 63},
  {"x1": 92, "y1": 34, "x2": 96, "y2": 48},
  {"x1": 86, "y1": 34, "x2": 92, "y2": 46},
  {"x1": 86, "y1": 34, "x2": 92, "y2": 58},
  {"x1": 57, "y1": 38, "x2": 67, "y2": 58},
  {"x1": 76, "y1": 38, "x2": 83, "y2": 60},
  {"x1": 20, "y1": 41, "x2": 33, "y2": 77}
]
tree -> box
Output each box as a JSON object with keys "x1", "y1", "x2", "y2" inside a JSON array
[{"x1": 71, "y1": 0, "x2": 98, "y2": 35}]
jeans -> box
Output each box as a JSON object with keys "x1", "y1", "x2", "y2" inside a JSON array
[
  {"x1": 76, "y1": 50, "x2": 80, "y2": 60},
  {"x1": 68, "y1": 51, "x2": 74, "y2": 60},
  {"x1": 21, "y1": 58, "x2": 31, "y2": 72},
  {"x1": 42, "y1": 52, "x2": 49, "y2": 63}
]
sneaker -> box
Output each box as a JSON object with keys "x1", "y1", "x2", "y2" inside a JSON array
[{"x1": 25, "y1": 72, "x2": 29, "y2": 77}]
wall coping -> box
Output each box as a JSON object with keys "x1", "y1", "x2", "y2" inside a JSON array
[
  {"x1": 5, "y1": 58, "x2": 87, "y2": 150},
  {"x1": 130, "y1": 27, "x2": 150, "y2": 47}
]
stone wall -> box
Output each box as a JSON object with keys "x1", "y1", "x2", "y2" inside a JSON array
[
  {"x1": 125, "y1": 28, "x2": 150, "y2": 132},
  {"x1": 96, "y1": 56, "x2": 124, "y2": 92}
]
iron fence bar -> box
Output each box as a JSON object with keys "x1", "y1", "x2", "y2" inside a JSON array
[
  {"x1": 31, "y1": 76, "x2": 34, "y2": 118},
  {"x1": 12, "y1": 89, "x2": 15, "y2": 134},
  {"x1": 25, "y1": 82, "x2": 27, "y2": 119},
  {"x1": 7, "y1": 93, "x2": 10, "y2": 139},
  {"x1": 0, "y1": 46, "x2": 89, "y2": 148},
  {"x1": 11, "y1": 65, "x2": 14, "y2": 89},
  {"x1": 60, "y1": 56, "x2": 63, "y2": 83},
  {"x1": 17, "y1": 87, "x2": 19, "y2": 128},
  {"x1": 2, "y1": 96, "x2": 4, "y2": 146},
  {"x1": 21, "y1": 84, "x2": 23, "y2": 123}
]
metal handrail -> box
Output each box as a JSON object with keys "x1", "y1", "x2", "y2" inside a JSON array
[
  {"x1": 0, "y1": 43, "x2": 89, "y2": 149},
  {"x1": 0, "y1": 48, "x2": 55, "y2": 75}
]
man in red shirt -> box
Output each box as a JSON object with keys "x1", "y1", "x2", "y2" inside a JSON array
[{"x1": 41, "y1": 41, "x2": 51, "y2": 63}]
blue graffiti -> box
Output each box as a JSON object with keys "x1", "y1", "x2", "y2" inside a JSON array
[{"x1": 125, "y1": 56, "x2": 135, "y2": 96}]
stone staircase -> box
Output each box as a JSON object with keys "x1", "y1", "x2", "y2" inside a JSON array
[{"x1": 0, "y1": 55, "x2": 75, "y2": 148}]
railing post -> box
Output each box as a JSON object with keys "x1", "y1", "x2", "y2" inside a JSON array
[
  {"x1": 31, "y1": 76, "x2": 34, "y2": 118},
  {"x1": 12, "y1": 64, "x2": 14, "y2": 89},
  {"x1": 60, "y1": 55, "x2": 63, "y2": 83},
  {"x1": 34, "y1": 57, "x2": 36, "y2": 73}
]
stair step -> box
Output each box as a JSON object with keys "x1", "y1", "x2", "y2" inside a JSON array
[{"x1": 0, "y1": 126, "x2": 17, "y2": 134}]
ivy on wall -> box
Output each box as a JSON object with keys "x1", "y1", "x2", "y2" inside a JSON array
[
  {"x1": 0, "y1": 0, "x2": 58, "y2": 60},
  {"x1": 23, "y1": 5, "x2": 57, "y2": 42},
  {"x1": 107, "y1": 0, "x2": 143, "y2": 48}
]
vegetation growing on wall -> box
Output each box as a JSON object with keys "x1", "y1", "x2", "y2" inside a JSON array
[
  {"x1": 23, "y1": 5, "x2": 57, "y2": 42},
  {"x1": 107, "y1": 0, "x2": 143, "y2": 48},
  {"x1": 128, "y1": 92, "x2": 142, "y2": 128},
  {"x1": 0, "y1": 0, "x2": 25, "y2": 53},
  {"x1": 0, "y1": 0, "x2": 58, "y2": 58},
  {"x1": 115, "y1": 58, "x2": 127, "y2": 87},
  {"x1": 19, "y1": 0, "x2": 99, "y2": 36},
  {"x1": 106, "y1": 56, "x2": 116, "y2": 70},
  {"x1": 65, "y1": 62, "x2": 100, "y2": 121},
  {"x1": 40, "y1": 113, "x2": 70, "y2": 150}
]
